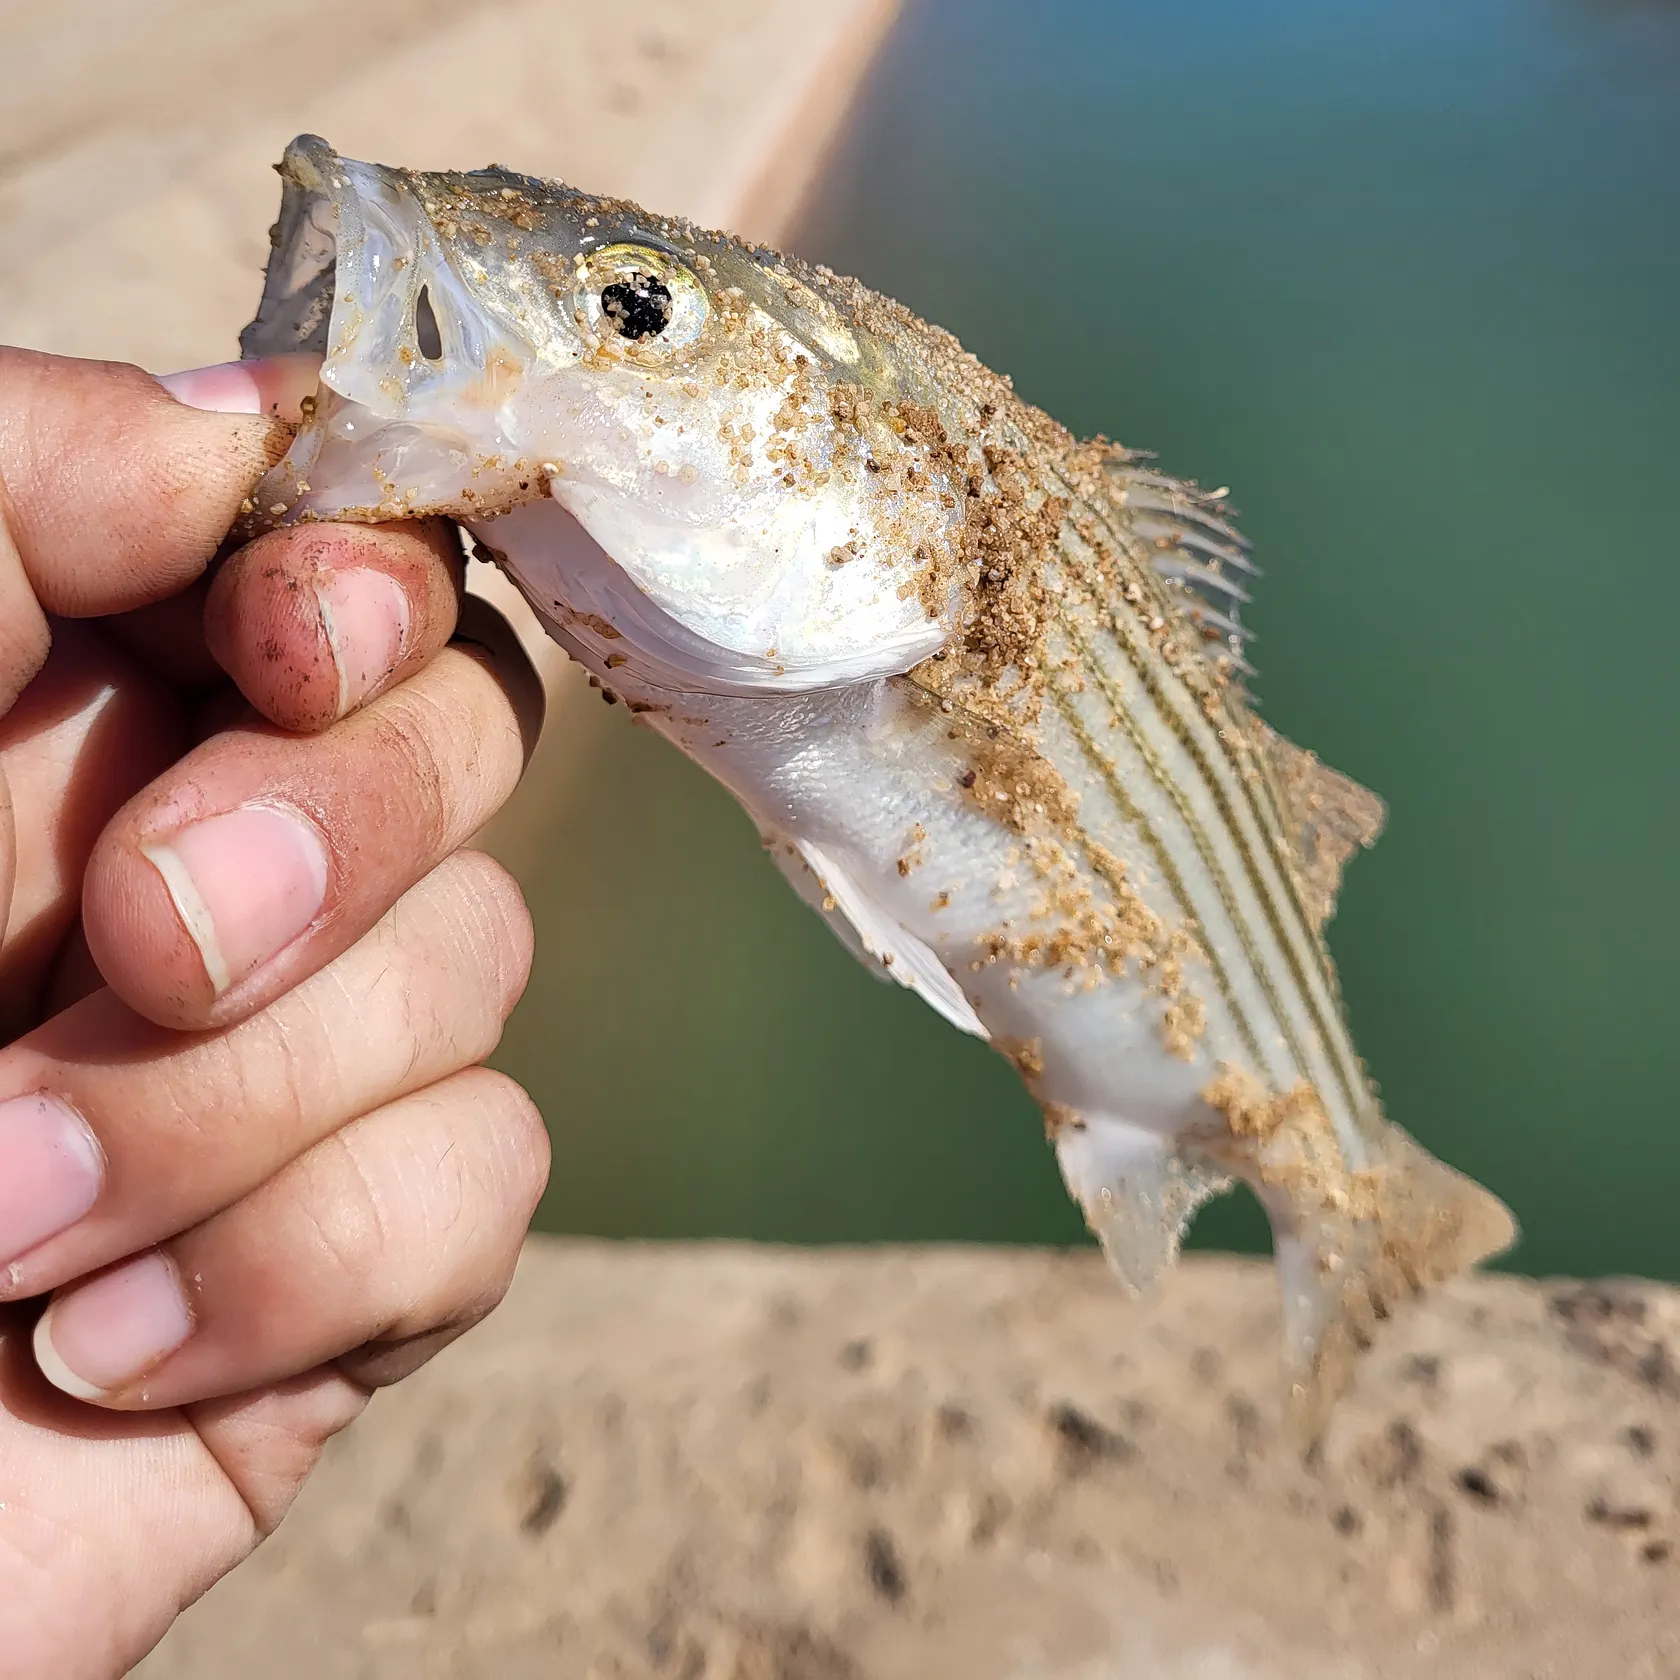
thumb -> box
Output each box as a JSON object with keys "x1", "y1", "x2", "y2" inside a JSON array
[{"x1": 0, "y1": 348, "x2": 292, "y2": 715}]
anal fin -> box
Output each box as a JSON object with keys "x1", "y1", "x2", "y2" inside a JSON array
[{"x1": 1053, "y1": 1113, "x2": 1228, "y2": 1294}]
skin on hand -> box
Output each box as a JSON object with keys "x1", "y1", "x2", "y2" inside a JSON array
[{"x1": 0, "y1": 348, "x2": 552, "y2": 1678}]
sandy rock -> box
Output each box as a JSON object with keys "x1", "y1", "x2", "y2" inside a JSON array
[{"x1": 139, "y1": 1242, "x2": 1679, "y2": 1679}]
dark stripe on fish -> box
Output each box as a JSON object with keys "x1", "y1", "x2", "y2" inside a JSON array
[
  {"x1": 1050, "y1": 531, "x2": 1370, "y2": 1130},
  {"x1": 1046, "y1": 682, "x2": 1273, "y2": 1075},
  {"x1": 1056, "y1": 611, "x2": 1306, "y2": 1083}
]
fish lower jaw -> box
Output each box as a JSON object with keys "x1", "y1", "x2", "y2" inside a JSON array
[{"x1": 240, "y1": 383, "x2": 552, "y2": 534}]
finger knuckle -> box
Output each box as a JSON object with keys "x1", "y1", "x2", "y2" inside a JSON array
[
  {"x1": 395, "y1": 857, "x2": 531, "y2": 1049},
  {"x1": 450, "y1": 851, "x2": 535, "y2": 1013},
  {"x1": 476, "y1": 1068, "x2": 551, "y2": 1200},
  {"x1": 467, "y1": 1068, "x2": 551, "y2": 1229},
  {"x1": 418, "y1": 1069, "x2": 548, "y2": 1264},
  {"x1": 365, "y1": 703, "x2": 454, "y2": 858},
  {"x1": 296, "y1": 1127, "x2": 392, "y2": 1289}
]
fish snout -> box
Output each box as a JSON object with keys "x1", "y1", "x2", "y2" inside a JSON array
[{"x1": 237, "y1": 137, "x2": 569, "y2": 528}]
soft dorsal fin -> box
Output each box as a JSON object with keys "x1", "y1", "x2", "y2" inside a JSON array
[{"x1": 1252, "y1": 719, "x2": 1386, "y2": 928}]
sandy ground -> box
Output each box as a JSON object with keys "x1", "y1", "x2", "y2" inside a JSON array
[{"x1": 136, "y1": 1241, "x2": 1679, "y2": 1679}]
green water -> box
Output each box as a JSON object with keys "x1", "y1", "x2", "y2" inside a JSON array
[{"x1": 500, "y1": 0, "x2": 1680, "y2": 1279}]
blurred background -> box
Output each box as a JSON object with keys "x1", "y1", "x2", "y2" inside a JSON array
[{"x1": 495, "y1": 0, "x2": 1680, "y2": 1281}]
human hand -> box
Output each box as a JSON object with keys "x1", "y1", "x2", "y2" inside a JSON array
[{"x1": 0, "y1": 349, "x2": 550, "y2": 1677}]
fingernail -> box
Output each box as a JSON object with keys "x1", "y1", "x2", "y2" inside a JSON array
[
  {"x1": 315, "y1": 567, "x2": 410, "y2": 714},
  {"x1": 157, "y1": 353, "x2": 325, "y2": 421},
  {"x1": 34, "y1": 1251, "x2": 194, "y2": 1401},
  {"x1": 143, "y1": 804, "x2": 329, "y2": 997},
  {"x1": 157, "y1": 362, "x2": 265, "y2": 414},
  {"x1": 0, "y1": 1094, "x2": 103, "y2": 1277}
]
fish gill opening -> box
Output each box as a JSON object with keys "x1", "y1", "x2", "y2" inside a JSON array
[{"x1": 415, "y1": 283, "x2": 443, "y2": 361}]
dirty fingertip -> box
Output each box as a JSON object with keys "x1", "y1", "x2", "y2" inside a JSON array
[{"x1": 207, "y1": 521, "x2": 457, "y2": 732}]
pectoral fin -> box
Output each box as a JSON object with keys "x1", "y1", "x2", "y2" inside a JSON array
[{"x1": 765, "y1": 832, "x2": 988, "y2": 1040}]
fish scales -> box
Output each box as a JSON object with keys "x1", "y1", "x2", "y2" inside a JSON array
[{"x1": 237, "y1": 136, "x2": 1515, "y2": 1431}]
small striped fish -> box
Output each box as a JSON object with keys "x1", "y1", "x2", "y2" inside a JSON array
[{"x1": 243, "y1": 137, "x2": 1515, "y2": 1428}]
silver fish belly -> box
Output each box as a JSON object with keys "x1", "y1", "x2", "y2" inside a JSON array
[{"x1": 237, "y1": 136, "x2": 1515, "y2": 1429}]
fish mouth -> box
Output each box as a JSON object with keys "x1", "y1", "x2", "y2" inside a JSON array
[{"x1": 240, "y1": 135, "x2": 578, "y2": 527}]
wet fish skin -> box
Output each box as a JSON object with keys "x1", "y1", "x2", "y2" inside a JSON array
[{"x1": 242, "y1": 136, "x2": 1515, "y2": 1431}]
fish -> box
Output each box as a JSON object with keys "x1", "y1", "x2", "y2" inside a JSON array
[{"x1": 239, "y1": 135, "x2": 1515, "y2": 1431}]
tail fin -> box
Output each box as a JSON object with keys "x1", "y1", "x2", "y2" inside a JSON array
[
  {"x1": 1052, "y1": 1086, "x2": 1514, "y2": 1442},
  {"x1": 1262, "y1": 1123, "x2": 1517, "y2": 1444}
]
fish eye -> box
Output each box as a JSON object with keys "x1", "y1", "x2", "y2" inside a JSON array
[
  {"x1": 574, "y1": 243, "x2": 706, "y2": 357},
  {"x1": 600, "y1": 271, "x2": 672, "y2": 340}
]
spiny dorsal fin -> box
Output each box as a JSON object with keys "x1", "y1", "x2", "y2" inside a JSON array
[
  {"x1": 1097, "y1": 446, "x2": 1257, "y2": 672},
  {"x1": 1085, "y1": 445, "x2": 1381, "y2": 922},
  {"x1": 1252, "y1": 719, "x2": 1386, "y2": 928}
]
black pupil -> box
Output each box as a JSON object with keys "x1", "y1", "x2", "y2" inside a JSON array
[{"x1": 600, "y1": 272, "x2": 673, "y2": 340}]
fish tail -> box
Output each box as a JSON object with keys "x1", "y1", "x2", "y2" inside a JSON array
[{"x1": 1260, "y1": 1122, "x2": 1517, "y2": 1444}]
